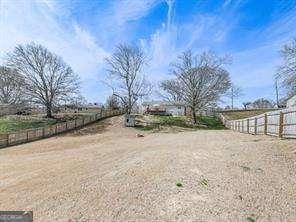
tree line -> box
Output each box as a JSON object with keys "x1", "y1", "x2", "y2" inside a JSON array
[
  {"x1": 1, "y1": 38, "x2": 295, "y2": 123},
  {"x1": 0, "y1": 43, "x2": 80, "y2": 118}
]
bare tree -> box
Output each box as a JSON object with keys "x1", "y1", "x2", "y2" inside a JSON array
[
  {"x1": 0, "y1": 66, "x2": 25, "y2": 105},
  {"x1": 106, "y1": 44, "x2": 150, "y2": 114},
  {"x1": 106, "y1": 94, "x2": 120, "y2": 110},
  {"x1": 274, "y1": 75, "x2": 280, "y2": 107},
  {"x1": 161, "y1": 50, "x2": 231, "y2": 124},
  {"x1": 252, "y1": 98, "x2": 274, "y2": 109},
  {"x1": 242, "y1": 102, "x2": 252, "y2": 110},
  {"x1": 7, "y1": 43, "x2": 80, "y2": 118},
  {"x1": 66, "y1": 94, "x2": 87, "y2": 107},
  {"x1": 277, "y1": 38, "x2": 296, "y2": 97},
  {"x1": 226, "y1": 84, "x2": 243, "y2": 109},
  {"x1": 160, "y1": 79, "x2": 183, "y2": 102}
]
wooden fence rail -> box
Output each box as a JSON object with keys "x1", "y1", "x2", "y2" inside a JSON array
[
  {"x1": 219, "y1": 107, "x2": 296, "y2": 139},
  {"x1": 0, "y1": 109, "x2": 123, "y2": 148}
]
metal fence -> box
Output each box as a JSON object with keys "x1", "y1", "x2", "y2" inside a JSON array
[
  {"x1": 0, "y1": 109, "x2": 123, "y2": 148},
  {"x1": 220, "y1": 107, "x2": 296, "y2": 139}
]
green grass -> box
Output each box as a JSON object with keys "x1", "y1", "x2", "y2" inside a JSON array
[
  {"x1": 135, "y1": 125, "x2": 156, "y2": 131},
  {"x1": 246, "y1": 215, "x2": 256, "y2": 222},
  {"x1": 197, "y1": 116, "x2": 226, "y2": 129},
  {"x1": 240, "y1": 165, "x2": 251, "y2": 172},
  {"x1": 0, "y1": 117, "x2": 57, "y2": 133},
  {"x1": 153, "y1": 115, "x2": 225, "y2": 129},
  {"x1": 155, "y1": 116, "x2": 191, "y2": 128},
  {"x1": 136, "y1": 115, "x2": 225, "y2": 131},
  {"x1": 176, "y1": 182, "x2": 183, "y2": 187},
  {"x1": 0, "y1": 114, "x2": 85, "y2": 133},
  {"x1": 200, "y1": 178, "x2": 209, "y2": 186},
  {"x1": 220, "y1": 109, "x2": 275, "y2": 120}
]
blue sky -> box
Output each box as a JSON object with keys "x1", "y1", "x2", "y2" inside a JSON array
[{"x1": 1, "y1": 0, "x2": 296, "y2": 107}]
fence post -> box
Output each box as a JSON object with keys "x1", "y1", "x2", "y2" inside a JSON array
[
  {"x1": 242, "y1": 120, "x2": 244, "y2": 133},
  {"x1": 42, "y1": 127, "x2": 45, "y2": 138},
  {"x1": 6, "y1": 134, "x2": 9, "y2": 147},
  {"x1": 75, "y1": 119, "x2": 77, "y2": 128},
  {"x1": 264, "y1": 113, "x2": 267, "y2": 135},
  {"x1": 247, "y1": 119, "x2": 250, "y2": 134},
  {"x1": 27, "y1": 130, "x2": 29, "y2": 141},
  {"x1": 279, "y1": 112, "x2": 284, "y2": 138},
  {"x1": 254, "y1": 117, "x2": 257, "y2": 135}
]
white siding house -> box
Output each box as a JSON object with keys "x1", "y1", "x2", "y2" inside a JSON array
[
  {"x1": 287, "y1": 95, "x2": 296, "y2": 108},
  {"x1": 141, "y1": 101, "x2": 187, "y2": 116}
]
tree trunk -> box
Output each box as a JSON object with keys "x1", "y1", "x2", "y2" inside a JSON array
[
  {"x1": 46, "y1": 104, "x2": 53, "y2": 118},
  {"x1": 191, "y1": 107, "x2": 197, "y2": 125},
  {"x1": 231, "y1": 97, "x2": 234, "y2": 109}
]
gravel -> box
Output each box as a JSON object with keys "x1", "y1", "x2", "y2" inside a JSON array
[{"x1": 0, "y1": 116, "x2": 295, "y2": 221}]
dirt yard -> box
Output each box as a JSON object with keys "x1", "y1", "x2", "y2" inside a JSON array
[{"x1": 0, "y1": 116, "x2": 295, "y2": 222}]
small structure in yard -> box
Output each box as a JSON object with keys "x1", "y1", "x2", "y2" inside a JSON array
[
  {"x1": 124, "y1": 114, "x2": 136, "y2": 127},
  {"x1": 141, "y1": 101, "x2": 187, "y2": 116},
  {"x1": 287, "y1": 95, "x2": 296, "y2": 108}
]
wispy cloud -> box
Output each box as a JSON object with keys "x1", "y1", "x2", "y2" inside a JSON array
[
  {"x1": 1, "y1": 0, "x2": 296, "y2": 104},
  {"x1": 0, "y1": 0, "x2": 110, "y2": 101},
  {"x1": 111, "y1": 0, "x2": 162, "y2": 26},
  {"x1": 140, "y1": 0, "x2": 178, "y2": 84}
]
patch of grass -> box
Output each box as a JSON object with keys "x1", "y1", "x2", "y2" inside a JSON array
[
  {"x1": 0, "y1": 114, "x2": 83, "y2": 133},
  {"x1": 220, "y1": 109, "x2": 275, "y2": 120},
  {"x1": 197, "y1": 116, "x2": 226, "y2": 130},
  {"x1": 200, "y1": 178, "x2": 209, "y2": 186},
  {"x1": 139, "y1": 115, "x2": 225, "y2": 130},
  {"x1": 240, "y1": 165, "x2": 251, "y2": 172},
  {"x1": 246, "y1": 215, "x2": 256, "y2": 222},
  {"x1": 156, "y1": 116, "x2": 191, "y2": 128},
  {"x1": 176, "y1": 182, "x2": 183, "y2": 187},
  {"x1": 0, "y1": 117, "x2": 57, "y2": 133},
  {"x1": 135, "y1": 125, "x2": 158, "y2": 131}
]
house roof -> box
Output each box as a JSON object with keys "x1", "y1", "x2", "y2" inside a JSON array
[{"x1": 287, "y1": 94, "x2": 296, "y2": 101}]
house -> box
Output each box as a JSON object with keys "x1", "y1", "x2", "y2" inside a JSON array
[
  {"x1": 0, "y1": 103, "x2": 38, "y2": 116},
  {"x1": 60, "y1": 103, "x2": 103, "y2": 113},
  {"x1": 0, "y1": 104, "x2": 17, "y2": 116},
  {"x1": 287, "y1": 95, "x2": 296, "y2": 108},
  {"x1": 141, "y1": 101, "x2": 187, "y2": 116}
]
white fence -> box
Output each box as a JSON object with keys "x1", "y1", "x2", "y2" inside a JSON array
[{"x1": 220, "y1": 107, "x2": 296, "y2": 139}]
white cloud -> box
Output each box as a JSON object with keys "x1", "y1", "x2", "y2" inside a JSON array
[
  {"x1": 139, "y1": 0, "x2": 178, "y2": 83},
  {"x1": 1, "y1": 0, "x2": 295, "y2": 104},
  {"x1": 111, "y1": 0, "x2": 162, "y2": 26},
  {"x1": 0, "y1": 0, "x2": 110, "y2": 102}
]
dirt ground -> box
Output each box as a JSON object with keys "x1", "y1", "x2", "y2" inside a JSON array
[{"x1": 0, "y1": 116, "x2": 295, "y2": 222}]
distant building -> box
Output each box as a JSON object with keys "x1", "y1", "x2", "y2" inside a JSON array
[
  {"x1": 0, "y1": 104, "x2": 16, "y2": 116},
  {"x1": 141, "y1": 101, "x2": 187, "y2": 116},
  {"x1": 0, "y1": 103, "x2": 39, "y2": 116},
  {"x1": 287, "y1": 95, "x2": 296, "y2": 108},
  {"x1": 60, "y1": 103, "x2": 103, "y2": 113}
]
